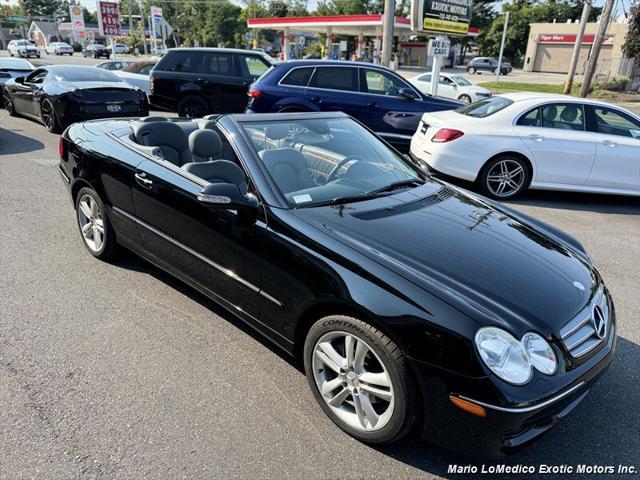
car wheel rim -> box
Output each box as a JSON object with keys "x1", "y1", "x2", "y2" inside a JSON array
[
  {"x1": 77, "y1": 194, "x2": 105, "y2": 252},
  {"x1": 184, "y1": 101, "x2": 204, "y2": 118},
  {"x1": 312, "y1": 331, "x2": 394, "y2": 432},
  {"x1": 3, "y1": 92, "x2": 12, "y2": 113},
  {"x1": 41, "y1": 102, "x2": 54, "y2": 130},
  {"x1": 486, "y1": 159, "x2": 525, "y2": 197}
]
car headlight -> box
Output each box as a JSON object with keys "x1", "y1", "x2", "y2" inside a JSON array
[
  {"x1": 522, "y1": 332, "x2": 557, "y2": 375},
  {"x1": 475, "y1": 327, "x2": 558, "y2": 385},
  {"x1": 475, "y1": 327, "x2": 532, "y2": 385}
]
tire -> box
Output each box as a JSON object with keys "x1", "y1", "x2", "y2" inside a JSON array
[
  {"x1": 75, "y1": 187, "x2": 118, "y2": 260},
  {"x1": 3, "y1": 90, "x2": 16, "y2": 116},
  {"x1": 467, "y1": 67, "x2": 476, "y2": 74},
  {"x1": 303, "y1": 315, "x2": 417, "y2": 444},
  {"x1": 41, "y1": 99, "x2": 61, "y2": 134},
  {"x1": 477, "y1": 154, "x2": 531, "y2": 200},
  {"x1": 177, "y1": 95, "x2": 209, "y2": 118},
  {"x1": 458, "y1": 94, "x2": 472, "y2": 104}
]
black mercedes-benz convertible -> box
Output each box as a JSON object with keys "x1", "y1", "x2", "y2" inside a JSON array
[{"x1": 58, "y1": 112, "x2": 615, "y2": 456}]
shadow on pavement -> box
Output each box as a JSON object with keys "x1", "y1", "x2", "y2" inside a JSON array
[
  {"x1": 111, "y1": 253, "x2": 639, "y2": 479},
  {"x1": 0, "y1": 126, "x2": 46, "y2": 155}
]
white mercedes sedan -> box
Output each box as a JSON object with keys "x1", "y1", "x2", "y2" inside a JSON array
[
  {"x1": 410, "y1": 93, "x2": 640, "y2": 199},
  {"x1": 409, "y1": 72, "x2": 492, "y2": 103}
]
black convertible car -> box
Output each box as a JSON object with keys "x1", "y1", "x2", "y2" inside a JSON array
[
  {"x1": 59, "y1": 112, "x2": 615, "y2": 456},
  {"x1": 3, "y1": 65, "x2": 148, "y2": 133}
]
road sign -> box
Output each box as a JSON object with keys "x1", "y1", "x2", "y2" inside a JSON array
[
  {"x1": 411, "y1": 0, "x2": 473, "y2": 35},
  {"x1": 69, "y1": 5, "x2": 85, "y2": 43},
  {"x1": 97, "y1": 1, "x2": 122, "y2": 37},
  {"x1": 8, "y1": 15, "x2": 30, "y2": 24},
  {"x1": 428, "y1": 38, "x2": 450, "y2": 57},
  {"x1": 245, "y1": 32, "x2": 253, "y2": 41}
]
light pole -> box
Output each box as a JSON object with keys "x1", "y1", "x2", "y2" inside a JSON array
[
  {"x1": 564, "y1": 1, "x2": 591, "y2": 94},
  {"x1": 496, "y1": 11, "x2": 509, "y2": 84}
]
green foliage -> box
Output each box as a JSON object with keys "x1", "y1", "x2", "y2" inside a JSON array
[
  {"x1": 622, "y1": 1, "x2": 640, "y2": 62},
  {"x1": 479, "y1": 0, "x2": 602, "y2": 63},
  {"x1": 315, "y1": 0, "x2": 378, "y2": 15}
]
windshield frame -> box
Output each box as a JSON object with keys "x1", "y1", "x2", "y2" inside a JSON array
[{"x1": 232, "y1": 113, "x2": 427, "y2": 209}]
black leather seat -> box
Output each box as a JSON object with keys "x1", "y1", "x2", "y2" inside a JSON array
[
  {"x1": 259, "y1": 148, "x2": 316, "y2": 194},
  {"x1": 182, "y1": 160, "x2": 248, "y2": 194},
  {"x1": 132, "y1": 121, "x2": 192, "y2": 166},
  {"x1": 188, "y1": 129, "x2": 222, "y2": 162}
]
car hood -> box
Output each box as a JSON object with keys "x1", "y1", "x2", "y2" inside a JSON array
[{"x1": 293, "y1": 181, "x2": 596, "y2": 336}]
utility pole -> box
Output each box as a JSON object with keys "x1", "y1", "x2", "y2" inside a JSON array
[
  {"x1": 580, "y1": 0, "x2": 615, "y2": 97},
  {"x1": 564, "y1": 1, "x2": 591, "y2": 94},
  {"x1": 496, "y1": 11, "x2": 509, "y2": 84},
  {"x1": 139, "y1": 2, "x2": 148, "y2": 55},
  {"x1": 381, "y1": 0, "x2": 395, "y2": 67}
]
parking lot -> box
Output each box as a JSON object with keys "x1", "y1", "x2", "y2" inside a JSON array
[{"x1": 1, "y1": 104, "x2": 639, "y2": 478}]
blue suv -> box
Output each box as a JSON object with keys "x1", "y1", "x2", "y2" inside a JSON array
[{"x1": 245, "y1": 60, "x2": 461, "y2": 151}]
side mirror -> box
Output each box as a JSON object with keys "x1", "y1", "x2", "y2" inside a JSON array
[
  {"x1": 398, "y1": 88, "x2": 416, "y2": 100},
  {"x1": 15, "y1": 76, "x2": 24, "y2": 84},
  {"x1": 453, "y1": 84, "x2": 458, "y2": 89},
  {"x1": 197, "y1": 182, "x2": 259, "y2": 212}
]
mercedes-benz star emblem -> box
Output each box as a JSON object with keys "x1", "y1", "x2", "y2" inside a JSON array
[{"x1": 592, "y1": 305, "x2": 606, "y2": 339}]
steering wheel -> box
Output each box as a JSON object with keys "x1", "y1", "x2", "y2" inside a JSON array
[{"x1": 327, "y1": 155, "x2": 364, "y2": 183}]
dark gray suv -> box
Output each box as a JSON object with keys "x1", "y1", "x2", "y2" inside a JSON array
[{"x1": 466, "y1": 57, "x2": 512, "y2": 75}]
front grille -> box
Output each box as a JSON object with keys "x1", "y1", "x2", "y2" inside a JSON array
[{"x1": 560, "y1": 285, "x2": 609, "y2": 358}]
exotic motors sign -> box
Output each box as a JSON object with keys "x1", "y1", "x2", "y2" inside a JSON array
[
  {"x1": 421, "y1": 0, "x2": 473, "y2": 35},
  {"x1": 97, "y1": 1, "x2": 122, "y2": 37}
]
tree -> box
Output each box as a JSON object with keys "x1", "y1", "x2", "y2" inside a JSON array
[
  {"x1": 622, "y1": 1, "x2": 640, "y2": 63},
  {"x1": 20, "y1": 0, "x2": 62, "y2": 17}
]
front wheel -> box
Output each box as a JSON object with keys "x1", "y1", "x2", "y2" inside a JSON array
[
  {"x1": 467, "y1": 67, "x2": 476, "y2": 74},
  {"x1": 458, "y1": 94, "x2": 472, "y2": 103},
  {"x1": 3, "y1": 90, "x2": 16, "y2": 116},
  {"x1": 477, "y1": 155, "x2": 530, "y2": 200},
  {"x1": 304, "y1": 315, "x2": 417, "y2": 444},
  {"x1": 177, "y1": 95, "x2": 209, "y2": 118},
  {"x1": 75, "y1": 187, "x2": 118, "y2": 260}
]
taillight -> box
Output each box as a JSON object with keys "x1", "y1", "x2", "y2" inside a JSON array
[
  {"x1": 149, "y1": 75, "x2": 155, "y2": 94},
  {"x1": 431, "y1": 128, "x2": 464, "y2": 143},
  {"x1": 248, "y1": 85, "x2": 262, "y2": 98},
  {"x1": 59, "y1": 136, "x2": 66, "y2": 160}
]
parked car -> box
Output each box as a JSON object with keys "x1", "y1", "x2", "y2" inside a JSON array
[
  {"x1": 46, "y1": 42, "x2": 74, "y2": 56},
  {"x1": 409, "y1": 72, "x2": 492, "y2": 103},
  {"x1": 0, "y1": 58, "x2": 34, "y2": 88},
  {"x1": 82, "y1": 44, "x2": 110, "y2": 59},
  {"x1": 107, "y1": 43, "x2": 129, "y2": 55},
  {"x1": 246, "y1": 60, "x2": 461, "y2": 151},
  {"x1": 96, "y1": 60, "x2": 134, "y2": 70},
  {"x1": 466, "y1": 57, "x2": 511, "y2": 75},
  {"x1": 7, "y1": 39, "x2": 40, "y2": 58},
  {"x1": 114, "y1": 61, "x2": 157, "y2": 97},
  {"x1": 2, "y1": 65, "x2": 148, "y2": 133},
  {"x1": 59, "y1": 111, "x2": 615, "y2": 456},
  {"x1": 410, "y1": 93, "x2": 640, "y2": 199},
  {"x1": 149, "y1": 47, "x2": 274, "y2": 117}
]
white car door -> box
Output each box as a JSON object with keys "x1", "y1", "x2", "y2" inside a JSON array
[
  {"x1": 437, "y1": 75, "x2": 457, "y2": 100},
  {"x1": 412, "y1": 73, "x2": 432, "y2": 95},
  {"x1": 585, "y1": 104, "x2": 640, "y2": 192},
  {"x1": 514, "y1": 103, "x2": 596, "y2": 185}
]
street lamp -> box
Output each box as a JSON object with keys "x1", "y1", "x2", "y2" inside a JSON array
[{"x1": 495, "y1": 11, "x2": 509, "y2": 84}]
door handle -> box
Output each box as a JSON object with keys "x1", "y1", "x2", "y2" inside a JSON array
[
  {"x1": 601, "y1": 139, "x2": 617, "y2": 147},
  {"x1": 134, "y1": 172, "x2": 153, "y2": 189},
  {"x1": 367, "y1": 101, "x2": 378, "y2": 108},
  {"x1": 528, "y1": 133, "x2": 544, "y2": 141},
  {"x1": 311, "y1": 96, "x2": 322, "y2": 104}
]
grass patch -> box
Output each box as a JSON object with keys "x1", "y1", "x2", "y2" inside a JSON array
[{"x1": 476, "y1": 81, "x2": 579, "y2": 95}]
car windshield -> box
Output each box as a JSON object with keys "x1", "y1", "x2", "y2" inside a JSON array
[
  {"x1": 239, "y1": 117, "x2": 423, "y2": 207},
  {"x1": 16, "y1": 40, "x2": 34, "y2": 46},
  {"x1": 0, "y1": 58, "x2": 33, "y2": 70},
  {"x1": 451, "y1": 75, "x2": 471, "y2": 86},
  {"x1": 456, "y1": 96, "x2": 513, "y2": 118},
  {"x1": 51, "y1": 67, "x2": 122, "y2": 82}
]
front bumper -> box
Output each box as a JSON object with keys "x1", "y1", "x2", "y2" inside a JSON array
[{"x1": 413, "y1": 317, "x2": 616, "y2": 457}]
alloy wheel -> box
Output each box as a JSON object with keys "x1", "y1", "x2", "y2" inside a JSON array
[
  {"x1": 312, "y1": 331, "x2": 394, "y2": 432},
  {"x1": 182, "y1": 99, "x2": 206, "y2": 118},
  {"x1": 3, "y1": 91, "x2": 14, "y2": 114},
  {"x1": 485, "y1": 159, "x2": 526, "y2": 197},
  {"x1": 41, "y1": 101, "x2": 56, "y2": 131},
  {"x1": 77, "y1": 194, "x2": 105, "y2": 252}
]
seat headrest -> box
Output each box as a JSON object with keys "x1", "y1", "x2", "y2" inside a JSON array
[
  {"x1": 560, "y1": 105, "x2": 578, "y2": 122},
  {"x1": 265, "y1": 124, "x2": 290, "y2": 141},
  {"x1": 189, "y1": 129, "x2": 221, "y2": 160},
  {"x1": 542, "y1": 105, "x2": 557, "y2": 123},
  {"x1": 139, "y1": 116, "x2": 168, "y2": 122},
  {"x1": 132, "y1": 121, "x2": 189, "y2": 151}
]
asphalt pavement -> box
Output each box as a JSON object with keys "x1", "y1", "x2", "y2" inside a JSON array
[{"x1": 1, "y1": 107, "x2": 639, "y2": 479}]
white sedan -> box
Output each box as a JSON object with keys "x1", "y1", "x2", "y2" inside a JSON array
[
  {"x1": 46, "y1": 42, "x2": 74, "y2": 55},
  {"x1": 410, "y1": 93, "x2": 640, "y2": 199},
  {"x1": 409, "y1": 72, "x2": 492, "y2": 103}
]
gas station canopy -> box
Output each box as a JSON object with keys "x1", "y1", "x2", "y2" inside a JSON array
[{"x1": 247, "y1": 14, "x2": 412, "y2": 36}]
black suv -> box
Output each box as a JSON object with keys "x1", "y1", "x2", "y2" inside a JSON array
[
  {"x1": 466, "y1": 57, "x2": 512, "y2": 75},
  {"x1": 149, "y1": 48, "x2": 274, "y2": 117},
  {"x1": 82, "y1": 44, "x2": 110, "y2": 59}
]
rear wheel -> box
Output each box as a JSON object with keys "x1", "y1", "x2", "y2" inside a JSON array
[
  {"x1": 458, "y1": 94, "x2": 472, "y2": 103},
  {"x1": 75, "y1": 187, "x2": 118, "y2": 260},
  {"x1": 467, "y1": 67, "x2": 476, "y2": 74},
  {"x1": 41, "y1": 99, "x2": 61, "y2": 133},
  {"x1": 177, "y1": 95, "x2": 209, "y2": 118},
  {"x1": 304, "y1": 315, "x2": 417, "y2": 444},
  {"x1": 478, "y1": 155, "x2": 530, "y2": 200}
]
